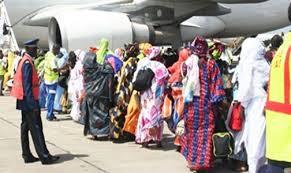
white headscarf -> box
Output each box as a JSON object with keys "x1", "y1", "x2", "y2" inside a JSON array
[
  {"x1": 236, "y1": 38, "x2": 270, "y2": 105},
  {"x1": 148, "y1": 47, "x2": 161, "y2": 60},
  {"x1": 68, "y1": 50, "x2": 86, "y2": 96},
  {"x1": 74, "y1": 49, "x2": 86, "y2": 62}
]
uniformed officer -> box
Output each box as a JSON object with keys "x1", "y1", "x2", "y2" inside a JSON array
[{"x1": 10, "y1": 39, "x2": 60, "y2": 164}]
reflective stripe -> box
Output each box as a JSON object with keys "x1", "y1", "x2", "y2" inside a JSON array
[
  {"x1": 266, "y1": 46, "x2": 291, "y2": 115},
  {"x1": 265, "y1": 101, "x2": 291, "y2": 114},
  {"x1": 48, "y1": 89, "x2": 56, "y2": 94},
  {"x1": 285, "y1": 47, "x2": 291, "y2": 104}
]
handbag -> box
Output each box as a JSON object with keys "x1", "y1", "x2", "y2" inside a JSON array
[
  {"x1": 58, "y1": 75, "x2": 69, "y2": 88},
  {"x1": 133, "y1": 68, "x2": 155, "y2": 92},
  {"x1": 229, "y1": 102, "x2": 244, "y2": 131},
  {"x1": 212, "y1": 132, "x2": 233, "y2": 158}
]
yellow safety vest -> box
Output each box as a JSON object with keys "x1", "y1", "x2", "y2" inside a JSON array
[
  {"x1": 44, "y1": 52, "x2": 59, "y2": 84},
  {"x1": 265, "y1": 33, "x2": 291, "y2": 162},
  {"x1": 0, "y1": 59, "x2": 5, "y2": 75},
  {"x1": 6, "y1": 52, "x2": 15, "y2": 76},
  {"x1": 3, "y1": 52, "x2": 15, "y2": 87}
]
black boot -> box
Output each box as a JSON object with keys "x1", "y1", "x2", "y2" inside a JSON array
[
  {"x1": 23, "y1": 155, "x2": 39, "y2": 163},
  {"x1": 41, "y1": 155, "x2": 60, "y2": 165}
]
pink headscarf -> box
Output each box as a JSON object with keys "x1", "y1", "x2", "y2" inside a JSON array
[{"x1": 148, "y1": 47, "x2": 161, "y2": 59}]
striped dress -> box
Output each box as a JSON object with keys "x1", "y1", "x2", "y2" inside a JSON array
[{"x1": 181, "y1": 59, "x2": 225, "y2": 171}]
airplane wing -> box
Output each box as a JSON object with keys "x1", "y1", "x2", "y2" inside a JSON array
[{"x1": 23, "y1": 0, "x2": 268, "y2": 27}]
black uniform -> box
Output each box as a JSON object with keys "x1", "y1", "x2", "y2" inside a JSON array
[{"x1": 16, "y1": 57, "x2": 52, "y2": 163}]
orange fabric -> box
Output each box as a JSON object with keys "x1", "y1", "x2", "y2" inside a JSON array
[
  {"x1": 11, "y1": 54, "x2": 39, "y2": 100},
  {"x1": 174, "y1": 136, "x2": 182, "y2": 146},
  {"x1": 123, "y1": 91, "x2": 141, "y2": 135},
  {"x1": 172, "y1": 87, "x2": 184, "y2": 117},
  {"x1": 162, "y1": 95, "x2": 172, "y2": 119},
  {"x1": 168, "y1": 49, "x2": 189, "y2": 84},
  {"x1": 175, "y1": 97, "x2": 184, "y2": 119}
]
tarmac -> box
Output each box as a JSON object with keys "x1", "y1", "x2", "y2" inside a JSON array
[{"x1": 0, "y1": 96, "x2": 252, "y2": 173}]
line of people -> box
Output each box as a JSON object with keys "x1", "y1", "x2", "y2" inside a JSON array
[{"x1": 8, "y1": 34, "x2": 291, "y2": 172}]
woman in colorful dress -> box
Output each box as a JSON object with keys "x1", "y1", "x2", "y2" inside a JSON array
[
  {"x1": 110, "y1": 55, "x2": 138, "y2": 141},
  {"x1": 134, "y1": 47, "x2": 169, "y2": 148},
  {"x1": 163, "y1": 48, "x2": 189, "y2": 150},
  {"x1": 180, "y1": 37, "x2": 225, "y2": 173}
]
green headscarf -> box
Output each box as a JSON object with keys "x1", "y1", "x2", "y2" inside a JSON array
[{"x1": 96, "y1": 39, "x2": 109, "y2": 64}]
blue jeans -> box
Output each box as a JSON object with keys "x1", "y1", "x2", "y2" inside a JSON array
[
  {"x1": 258, "y1": 164, "x2": 285, "y2": 173},
  {"x1": 39, "y1": 81, "x2": 47, "y2": 108},
  {"x1": 53, "y1": 85, "x2": 64, "y2": 111},
  {"x1": 45, "y1": 83, "x2": 57, "y2": 119}
]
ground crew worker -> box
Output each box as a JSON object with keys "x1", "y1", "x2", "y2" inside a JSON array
[
  {"x1": 0, "y1": 50, "x2": 6, "y2": 96},
  {"x1": 44, "y1": 44, "x2": 60, "y2": 121},
  {"x1": 10, "y1": 39, "x2": 60, "y2": 165},
  {"x1": 264, "y1": 32, "x2": 291, "y2": 172},
  {"x1": 3, "y1": 51, "x2": 15, "y2": 91}
]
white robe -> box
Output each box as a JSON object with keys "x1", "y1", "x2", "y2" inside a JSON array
[
  {"x1": 226, "y1": 38, "x2": 270, "y2": 173},
  {"x1": 68, "y1": 50, "x2": 85, "y2": 121}
]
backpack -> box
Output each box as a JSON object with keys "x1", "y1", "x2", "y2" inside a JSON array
[
  {"x1": 133, "y1": 68, "x2": 155, "y2": 92},
  {"x1": 212, "y1": 132, "x2": 233, "y2": 158}
]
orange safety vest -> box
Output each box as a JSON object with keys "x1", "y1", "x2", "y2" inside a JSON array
[
  {"x1": 265, "y1": 46, "x2": 291, "y2": 114},
  {"x1": 10, "y1": 54, "x2": 39, "y2": 100}
]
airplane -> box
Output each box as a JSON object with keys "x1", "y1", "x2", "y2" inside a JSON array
[{"x1": 4, "y1": 0, "x2": 291, "y2": 51}]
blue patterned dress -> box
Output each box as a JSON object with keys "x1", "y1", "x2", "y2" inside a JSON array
[{"x1": 181, "y1": 59, "x2": 225, "y2": 171}]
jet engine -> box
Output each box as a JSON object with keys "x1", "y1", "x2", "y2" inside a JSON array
[{"x1": 48, "y1": 10, "x2": 157, "y2": 50}]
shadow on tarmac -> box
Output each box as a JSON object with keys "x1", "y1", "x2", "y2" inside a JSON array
[{"x1": 55, "y1": 153, "x2": 89, "y2": 163}]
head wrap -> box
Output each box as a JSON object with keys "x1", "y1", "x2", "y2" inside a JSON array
[
  {"x1": 178, "y1": 48, "x2": 189, "y2": 62},
  {"x1": 236, "y1": 37, "x2": 269, "y2": 103},
  {"x1": 97, "y1": 38, "x2": 109, "y2": 64},
  {"x1": 89, "y1": 47, "x2": 98, "y2": 53},
  {"x1": 139, "y1": 43, "x2": 152, "y2": 56},
  {"x1": 209, "y1": 42, "x2": 225, "y2": 60},
  {"x1": 114, "y1": 48, "x2": 125, "y2": 60},
  {"x1": 105, "y1": 54, "x2": 123, "y2": 74},
  {"x1": 125, "y1": 43, "x2": 139, "y2": 59},
  {"x1": 74, "y1": 49, "x2": 86, "y2": 62},
  {"x1": 148, "y1": 47, "x2": 161, "y2": 59},
  {"x1": 190, "y1": 37, "x2": 208, "y2": 58}
]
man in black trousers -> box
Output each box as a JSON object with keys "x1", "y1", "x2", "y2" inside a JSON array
[{"x1": 11, "y1": 39, "x2": 60, "y2": 164}]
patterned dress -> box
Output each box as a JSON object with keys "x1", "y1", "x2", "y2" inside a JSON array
[
  {"x1": 110, "y1": 57, "x2": 138, "y2": 140},
  {"x1": 135, "y1": 59, "x2": 169, "y2": 144},
  {"x1": 181, "y1": 59, "x2": 225, "y2": 171}
]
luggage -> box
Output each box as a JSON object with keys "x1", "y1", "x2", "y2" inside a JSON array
[
  {"x1": 229, "y1": 102, "x2": 244, "y2": 131},
  {"x1": 212, "y1": 132, "x2": 233, "y2": 158},
  {"x1": 133, "y1": 68, "x2": 155, "y2": 92}
]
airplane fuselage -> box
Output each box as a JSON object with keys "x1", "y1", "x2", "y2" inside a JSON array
[{"x1": 5, "y1": 0, "x2": 291, "y2": 49}]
